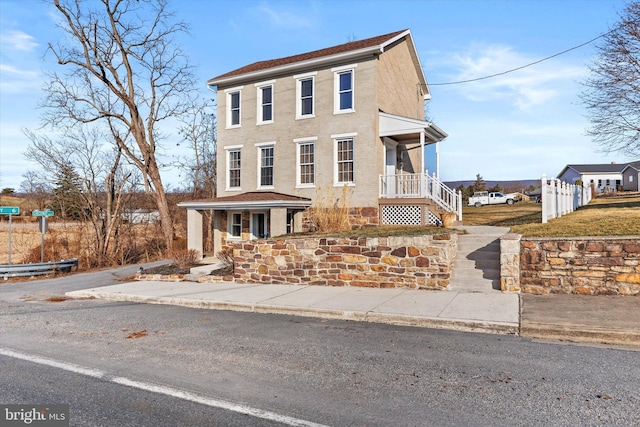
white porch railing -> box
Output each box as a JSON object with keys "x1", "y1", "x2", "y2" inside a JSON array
[
  {"x1": 541, "y1": 174, "x2": 592, "y2": 224},
  {"x1": 380, "y1": 172, "x2": 462, "y2": 220}
]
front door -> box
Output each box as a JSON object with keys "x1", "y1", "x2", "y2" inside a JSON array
[
  {"x1": 385, "y1": 140, "x2": 398, "y2": 196},
  {"x1": 251, "y1": 212, "x2": 267, "y2": 239}
]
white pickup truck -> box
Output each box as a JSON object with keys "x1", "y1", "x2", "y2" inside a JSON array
[{"x1": 468, "y1": 191, "x2": 518, "y2": 207}]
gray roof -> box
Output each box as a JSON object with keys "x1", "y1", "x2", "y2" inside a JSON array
[{"x1": 564, "y1": 163, "x2": 627, "y2": 174}]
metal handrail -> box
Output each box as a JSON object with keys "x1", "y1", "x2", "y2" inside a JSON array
[{"x1": 1, "y1": 258, "x2": 79, "y2": 278}]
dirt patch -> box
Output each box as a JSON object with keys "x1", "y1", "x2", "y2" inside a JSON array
[{"x1": 125, "y1": 329, "x2": 148, "y2": 339}]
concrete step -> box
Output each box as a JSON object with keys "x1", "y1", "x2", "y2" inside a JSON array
[
  {"x1": 455, "y1": 258, "x2": 500, "y2": 269},
  {"x1": 450, "y1": 226, "x2": 508, "y2": 293},
  {"x1": 185, "y1": 261, "x2": 227, "y2": 282}
]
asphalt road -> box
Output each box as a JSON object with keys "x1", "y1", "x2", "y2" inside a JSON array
[{"x1": 1, "y1": 269, "x2": 639, "y2": 426}]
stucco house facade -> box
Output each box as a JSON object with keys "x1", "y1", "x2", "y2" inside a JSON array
[{"x1": 179, "y1": 29, "x2": 456, "y2": 257}]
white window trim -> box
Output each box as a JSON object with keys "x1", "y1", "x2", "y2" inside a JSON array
[
  {"x1": 294, "y1": 71, "x2": 317, "y2": 120},
  {"x1": 224, "y1": 145, "x2": 243, "y2": 191},
  {"x1": 256, "y1": 142, "x2": 276, "y2": 190},
  {"x1": 295, "y1": 137, "x2": 317, "y2": 188},
  {"x1": 255, "y1": 80, "x2": 275, "y2": 125},
  {"x1": 332, "y1": 64, "x2": 356, "y2": 115},
  {"x1": 333, "y1": 136, "x2": 356, "y2": 187},
  {"x1": 224, "y1": 86, "x2": 243, "y2": 129},
  {"x1": 227, "y1": 211, "x2": 243, "y2": 240}
]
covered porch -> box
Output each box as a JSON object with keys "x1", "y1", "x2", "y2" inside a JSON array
[
  {"x1": 178, "y1": 192, "x2": 311, "y2": 258},
  {"x1": 378, "y1": 112, "x2": 461, "y2": 220}
]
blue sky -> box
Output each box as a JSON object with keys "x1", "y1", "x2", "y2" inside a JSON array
[{"x1": 0, "y1": 0, "x2": 633, "y2": 192}]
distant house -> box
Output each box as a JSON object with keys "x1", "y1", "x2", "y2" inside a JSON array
[
  {"x1": 557, "y1": 163, "x2": 627, "y2": 193},
  {"x1": 622, "y1": 162, "x2": 640, "y2": 191},
  {"x1": 122, "y1": 209, "x2": 160, "y2": 224},
  {"x1": 179, "y1": 29, "x2": 456, "y2": 257}
]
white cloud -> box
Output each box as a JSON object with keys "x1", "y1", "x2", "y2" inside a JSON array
[
  {"x1": 0, "y1": 63, "x2": 41, "y2": 93},
  {"x1": 253, "y1": 4, "x2": 314, "y2": 29},
  {"x1": 0, "y1": 29, "x2": 38, "y2": 52},
  {"x1": 433, "y1": 43, "x2": 587, "y2": 111}
]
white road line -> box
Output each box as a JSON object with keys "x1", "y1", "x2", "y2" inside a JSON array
[
  {"x1": 0, "y1": 348, "x2": 105, "y2": 378},
  {"x1": 113, "y1": 377, "x2": 329, "y2": 427},
  {"x1": 0, "y1": 348, "x2": 329, "y2": 427}
]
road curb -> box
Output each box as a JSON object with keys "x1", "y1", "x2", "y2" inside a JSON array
[
  {"x1": 66, "y1": 290, "x2": 519, "y2": 335},
  {"x1": 520, "y1": 324, "x2": 640, "y2": 347}
]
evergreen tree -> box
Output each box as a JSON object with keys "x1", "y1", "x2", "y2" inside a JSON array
[
  {"x1": 50, "y1": 163, "x2": 85, "y2": 220},
  {"x1": 473, "y1": 174, "x2": 486, "y2": 193}
]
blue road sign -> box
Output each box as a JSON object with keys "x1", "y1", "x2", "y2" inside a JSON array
[
  {"x1": 32, "y1": 210, "x2": 54, "y2": 217},
  {"x1": 0, "y1": 206, "x2": 20, "y2": 215}
]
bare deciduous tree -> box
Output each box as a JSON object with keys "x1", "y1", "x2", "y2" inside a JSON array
[
  {"x1": 45, "y1": 0, "x2": 197, "y2": 252},
  {"x1": 582, "y1": 1, "x2": 640, "y2": 157},
  {"x1": 24, "y1": 127, "x2": 135, "y2": 266},
  {"x1": 176, "y1": 100, "x2": 217, "y2": 251},
  {"x1": 177, "y1": 101, "x2": 217, "y2": 200},
  {"x1": 20, "y1": 171, "x2": 52, "y2": 210}
]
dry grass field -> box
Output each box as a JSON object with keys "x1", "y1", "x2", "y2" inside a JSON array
[
  {"x1": 2, "y1": 194, "x2": 638, "y2": 267},
  {"x1": 463, "y1": 195, "x2": 640, "y2": 236}
]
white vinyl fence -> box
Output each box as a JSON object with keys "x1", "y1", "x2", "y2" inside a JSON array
[{"x1": 541, "y1": 174, "x2": 592, "y2": 224}]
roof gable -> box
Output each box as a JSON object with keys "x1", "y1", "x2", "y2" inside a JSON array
[{"x1": 207, "y1": 29, "x2": 426, "y2": 90}]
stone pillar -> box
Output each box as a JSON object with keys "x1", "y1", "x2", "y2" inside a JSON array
[
  {"x1": 500, "y1": 233, "x2": 521, "y2": 292},
  {"x1": 270, "y1": 208, "x2": 287, "y2": 237},
  {"x1": 186, "y1": 209, "x2": 203, "y2": 258}
]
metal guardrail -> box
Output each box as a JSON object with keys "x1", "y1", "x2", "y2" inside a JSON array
[{"x1": 0, "y1": 258, "x2": 79, "y2": 278}]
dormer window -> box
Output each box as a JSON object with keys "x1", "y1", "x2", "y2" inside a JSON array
[{"x1": 294, "y1": 72, "x2": 316, "y2": 119}]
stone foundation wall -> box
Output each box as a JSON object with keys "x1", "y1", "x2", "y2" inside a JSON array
[
  {"x1": 205, "y1": 234, "x2": 457, "y2": 290},
  {"x1": 519, "y1": 236, "x2": 640, "y2": 295}
]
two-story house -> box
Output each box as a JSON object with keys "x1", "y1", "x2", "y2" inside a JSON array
[{"x1": 179, "y1": 29, "x2": 457, "y2": 257}]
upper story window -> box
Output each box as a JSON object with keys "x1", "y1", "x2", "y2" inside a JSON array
[
  {"x1": 255, "y1": 81, "x2": 274, "y2": 124},
  {"x1": 332, "y1": 64, "x2": 356, "y2": 114},
  {"x1": 295, "y1": 137, "x2": 317, "y2": 188},
  {"x1": 332, "y1": 133, "x2": 357, "y2": 186},
  {"x1": 225, "y1": 86, "x2": 243, "y2": 128},
  {"x1": 225, "y1": 145, "x2": 242, "y2": 190},
  {"x1": 256, "y1": 142, "x2": 275, "y2": 189},
  {"x1": 294, "y1": 72, "x2": 316, "y2": 119}
]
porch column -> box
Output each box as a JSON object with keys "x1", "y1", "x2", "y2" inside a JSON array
[
  {"x1": 420, "y1": 131, "x2": 425, "y2": 174},
  {"x1": 270, "y1": 208, "x2": 287, "y2": 237},
  {"x1": 186, "y1": 209, "x2": 203, "y2": 258},
  {"x1": 213, "y1": 210, "x2": 222, "y2": 255},
  {"x1": 420, "y1": 131, "x2": 426, "y2": 197},
  {"x1": 293, "y1": 211, "x2": 305, "y2": 233},
  {"x1": 436, "y1": 139, "x2": 441, "y2": 179}
]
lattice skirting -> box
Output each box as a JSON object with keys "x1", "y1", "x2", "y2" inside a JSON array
[{"x1": 380, "y1": 205, "x2": 440, "y2": 226}]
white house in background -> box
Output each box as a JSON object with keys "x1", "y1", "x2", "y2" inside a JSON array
[
  {"x1": 622, "y1": 161, "x2": 640, "y2": 191},
  {"x1": 557, "y1": 163, "x2": 627, "y2": 193}
]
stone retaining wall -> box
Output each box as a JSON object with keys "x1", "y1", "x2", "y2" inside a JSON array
[
  {"x1": 202, "y1": 234, "x2": 457, "y2": 290},
  {"x1": 514, "y1": 236, "x2": 640, "y2": 295}
]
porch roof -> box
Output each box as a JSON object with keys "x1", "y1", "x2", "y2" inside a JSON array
[
  {"x1": 379, "y1": 112, "x2": 447, "y2": 143},
  {"x1": 178, "y1": 191, "x2": 312, "y2": 210}
]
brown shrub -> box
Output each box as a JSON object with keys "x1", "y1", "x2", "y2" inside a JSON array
[{"x1": 171, "y1": 248, "x2": 200, "y2": 268}]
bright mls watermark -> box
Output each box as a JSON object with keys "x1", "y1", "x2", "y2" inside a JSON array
[{"x1": 1, "y1": 405, "x2": 69, "y2": 426}]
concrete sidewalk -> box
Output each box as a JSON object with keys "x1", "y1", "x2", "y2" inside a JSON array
[
  {"x1": 520, "y1": 294, "x2": 640, "y2": 347},
  {"x1": 66, "y1": 281, "x2": 640, "y2": 347},
  {"x1": 66, "y1": 281, "x2": 520, "y2": 335}
]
